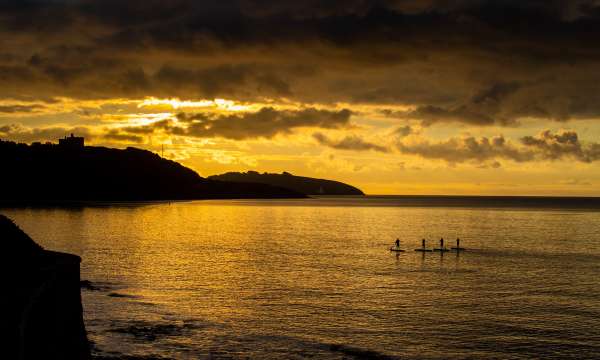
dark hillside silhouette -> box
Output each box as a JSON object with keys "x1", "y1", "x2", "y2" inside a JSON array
[
  {"x1": 0, "y1": 139, "x2": 304, "y2": 203},
  {"x1": 209, "y1": 171, "x2": 364, "y2": 195}
]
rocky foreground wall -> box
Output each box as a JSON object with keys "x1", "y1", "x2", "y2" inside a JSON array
[{"x1": 0, "y1": 214, "x2": 90, "y2": 360}]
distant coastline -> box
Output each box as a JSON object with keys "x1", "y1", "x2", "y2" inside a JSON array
[{"x1": 208, "y1": 171, "x2": 364, "y2": 195}]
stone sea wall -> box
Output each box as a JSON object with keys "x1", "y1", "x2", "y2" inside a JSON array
[{"x1": 0, "y1": 214, "x2": 90, "y2": 360}]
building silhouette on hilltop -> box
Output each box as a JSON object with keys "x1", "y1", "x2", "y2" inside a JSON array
[{"x1": 58, "y1": 134, "x2": 84, "y2": 149}]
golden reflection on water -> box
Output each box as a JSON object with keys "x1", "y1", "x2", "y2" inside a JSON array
[{"x1": 4, "y1": 199, "x2": 600, "y2": 359}]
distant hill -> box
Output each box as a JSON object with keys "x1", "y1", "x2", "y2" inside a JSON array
[
  {"x1": 0, "y1": 140, "x2": 304, "y2": 203},
  {"x1": 208, "y1": 171, "x2": 364, "y2": 195}
]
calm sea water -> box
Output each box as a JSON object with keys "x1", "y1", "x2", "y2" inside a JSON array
[{"x1": 3, "y1": 197, "x2": 600, "y2": 359}]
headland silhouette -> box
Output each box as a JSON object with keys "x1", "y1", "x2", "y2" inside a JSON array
[
  {"x1": 0, "y1": 136, "x2": 306, "y2": 204},
  {"x1": 209, "y1": 171, "x2": 364, "y2": 195}
]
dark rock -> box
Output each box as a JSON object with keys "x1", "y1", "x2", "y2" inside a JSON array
[
  {"x1": 0, "y1": 214, "x2": 90, "y2": 359},
  {"x1": 106, "y1": 292, "x2": 139, "y2": 299},
  {"x1": 80, "y1": 280, "x2": 101, "y2": 291},
  {"x1": 107, "y1": 320, "x2": 199, "y2": 342}
]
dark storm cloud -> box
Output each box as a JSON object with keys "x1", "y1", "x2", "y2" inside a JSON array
[
  {"x1": 2, "y1": 1, "x2": 600, "y2": 124},
  {"x1": 103, "y1": 129, "x2": 145, "y2": 143},
  {"x1": 0, "y1": 104, "x2": 45, "y2": 113},
  {"x1": 396, "y1": 130, "x2": 600, "y2": 163},
  {"x1": 117, "y1": 107, "x2": 353, "y2": 140},
  {"x1": 313, "y1": 132, "x2": 389, "y2": 152},
  {"x1": 154, "y1": 64, "x2": 292, "y2": 99},
  {"x1": 381, "y1": 80, "x2": 600, "y2": 127},
  {"x1": 178, "y1": 107, "x2": 352, "y2": 139},
  {"x1": 386, "y1": 82, "x2": 524, "y2": 126}
]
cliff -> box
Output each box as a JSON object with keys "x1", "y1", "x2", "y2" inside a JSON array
[
  {"x1": 0, "y1": 214, "x2": 90, "y2": 360},
  {"x1": 208, "y1": 171, "x2": 365, "y2": 195},
  {"x1": 0, "y1": 140, "x2": 304, "y2": 203}
]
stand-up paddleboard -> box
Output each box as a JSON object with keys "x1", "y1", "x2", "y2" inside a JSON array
[
  {"x1": 433, "y1": 248, "x2": 451, "y2": 252},
  {"x1": 415, "y1": 239, "x2": 432, "y2": 252},
  {"x1": 389, "y1": 246, "x2": 405, "y2": 252},
  {"x1": 451, "y1": 239, "x2": 465, "y2": 251}
]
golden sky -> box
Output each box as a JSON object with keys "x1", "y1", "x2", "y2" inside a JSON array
[{"x1": 1, "y1": 1, "x2": 600, "y2": 195}]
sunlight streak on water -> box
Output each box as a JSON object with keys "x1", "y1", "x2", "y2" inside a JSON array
[{"x1": 4, "y1": 198, "x2": 600, "y2": 359}]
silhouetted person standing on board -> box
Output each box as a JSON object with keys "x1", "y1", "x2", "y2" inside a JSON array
[
  {"x1": 456, "y1": 238, "x2": 460, "y2": 248},
  {"x1": 422, "y1": 239, "x2": 426, "y2": 248},
  {"x1": 395, "y1": 238, "x2": 400, "y2": 248},
  {"x1": 440, "y1": 238, "x2": 444, "y2": 249}
]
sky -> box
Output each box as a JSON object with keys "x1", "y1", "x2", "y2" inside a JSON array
[{"x1": 1, "y1": 0, "x2": 600, "y2": 195}]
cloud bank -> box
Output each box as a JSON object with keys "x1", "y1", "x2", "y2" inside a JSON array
[
  {"x1": 1, "y1": 1, "x2": 600, "y2": 125},
  {"x1": 313, "y1": 132, "x2": 389, "y2": 153},
  {"x1": 396, "y1": 130, "x2": 600, "y2": 163}
]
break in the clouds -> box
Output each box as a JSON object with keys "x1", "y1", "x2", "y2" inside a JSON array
[{"x1": 2, "y1": 1, "x2": 600, "y2": 124}]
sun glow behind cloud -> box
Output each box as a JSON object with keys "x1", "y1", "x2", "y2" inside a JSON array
[
  {"x1": 1, "y1": 95, "x2": 600, "y2": 195},
  {"x1": 138, "y1": 97, "x2": 256, "y2": 112},
  {"x1": 1, "y1": 90, "x2": 600, "y2": 196}
]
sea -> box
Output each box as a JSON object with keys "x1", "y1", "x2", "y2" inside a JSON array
[{"x1": 3, "y1": 196, "x2": 600, "y2": 359}]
